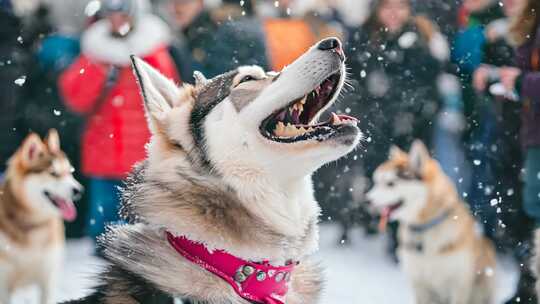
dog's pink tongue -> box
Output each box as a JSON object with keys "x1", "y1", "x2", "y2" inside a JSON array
[
  {"x1": 56, "y1": 198, "x2": 77, "y2": 222},
  {"x1": 378, "y1": 207, "x2": 390, "y2": 232}
]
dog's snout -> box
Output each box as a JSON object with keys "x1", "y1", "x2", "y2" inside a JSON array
[{"x1": 318, "y1": 38, "x2": 341, "y2": 51}]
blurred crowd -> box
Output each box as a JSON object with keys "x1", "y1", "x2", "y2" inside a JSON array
[{"x1": 1, "y1": 0, "x2": 540, "y2": 302}]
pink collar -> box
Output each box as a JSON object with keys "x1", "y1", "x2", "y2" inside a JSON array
[{"x1": 165, "y1": 231, "x2": 296, "y2": 304}]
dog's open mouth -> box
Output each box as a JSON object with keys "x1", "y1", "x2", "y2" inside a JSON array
[
  {"x1": 378, "y1": 200, "x2": 404, "y2": 231},
  {"x1": 44, "y1": 190, "x2": 77, "y2": 222},
  {"x1": 260, "y1": 70, "x2": 358, "y2": 143}
]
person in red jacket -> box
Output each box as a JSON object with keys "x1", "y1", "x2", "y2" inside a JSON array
[{"x1": 59, "y1": 0, "x2": 179, "y2": 242}]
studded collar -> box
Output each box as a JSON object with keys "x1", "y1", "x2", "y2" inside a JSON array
[{"x1": 165, "y1": 231, "x2": 296, "y2": 304}]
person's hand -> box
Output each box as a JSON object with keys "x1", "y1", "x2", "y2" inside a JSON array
[
  {"x1": 485, "y1": 19, "x2": 508, "y2": 42},
  {"x1": 499, "y1": 67, "x2": 522, "y2": 91},
  {"x1": 473, "y1": 65, "x2": 490, "y2": 92}
]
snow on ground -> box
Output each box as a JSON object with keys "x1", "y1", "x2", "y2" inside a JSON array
[{"x1": 12, "y1": 224, "x2": 518, "y2": 304}]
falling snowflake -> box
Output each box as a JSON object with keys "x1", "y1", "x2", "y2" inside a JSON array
[{"x1": 14, "y1": 76, "x2": 26, "y2": 86}]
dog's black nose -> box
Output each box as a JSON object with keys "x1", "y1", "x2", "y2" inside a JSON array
[
  {"x1": 72, "y1": 187, "x2": 84, "y2": 199},
  {"x1": 318, "y1": 38, "x2": 341, "y2": 51}
]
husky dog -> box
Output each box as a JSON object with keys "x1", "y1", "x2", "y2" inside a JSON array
[
  {"x1": 65, "y1": 38, "x2": 360, "y2": 304},
  {"x1": 367, "y1": 141, "x2": 496, "y2": 304},
  {"x1": 0, "y1": 130, "x2": 83, "y2": 304}
]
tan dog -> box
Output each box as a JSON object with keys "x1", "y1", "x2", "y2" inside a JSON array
[
  {"x1": 367, "y1": 140, "x2": 496, "y2": 304},
  {"x1": 0, "y1": 130, "x2": 83, "y2": 304}
]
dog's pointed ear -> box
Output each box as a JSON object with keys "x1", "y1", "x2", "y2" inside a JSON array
[
  {"x1": 409, "y1": 140, "x2": 430, "y2": 173},
  {"x1": 193, "y1": 71, "x2": 208, "y2": 87},
  {"x1": 45, "y1": 129, "x2": 60, "y2": 154},
  {"x1": 131, "y1": 56, "x2": 180, "y2": 125},
  {"x1": 20, "y1": 133, "x2": 46, "y2": 167},
  {"x1": 389, "y1": 145, "x2": 406, "y2": 160}
]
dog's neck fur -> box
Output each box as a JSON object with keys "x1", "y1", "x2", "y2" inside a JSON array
[
  {"x1": 105, "y1": 147, "x2": 322, "y2": 302},
  {"x1": 400, "y1": 174, "x2": 474, "y2": 254},
  {"x1": 222, "y1": 166, "x2": 320, "y2": 238},
  {"x1": 122, "y1": 147, "x2": 320, "y2": 265},
  {"x1": 0, "y1": 179, "x2": 55, "y2": 245}
]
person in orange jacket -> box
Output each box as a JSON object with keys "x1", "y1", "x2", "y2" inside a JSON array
[{"x1": 59, "y1": 0, "x2": 179, "y2": 242}]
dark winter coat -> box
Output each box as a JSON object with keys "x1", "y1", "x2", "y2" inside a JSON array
[
  {"x1": 169, "y1": 10, "x2": 218, "y2": 82},
  {"x1": 0, "y1": 9, "x2": 29, "y2": 172},
  {"x1": 347, "y1": 20, "x2": 442, "y2": 172},
  {"x1": 516, "y1": 25, "x2": 540, "y2": 148},
  {"x1": 204, "y1": 17, "x2": 270, "y2": 77}
]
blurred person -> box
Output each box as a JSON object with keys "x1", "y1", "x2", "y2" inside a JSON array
[
  {"x1": 59, "y1": 0, "x2": 179, "y2": 242},
  {"x1": 470, "y1": 0, "x2": 530, "y2": 251},
  {"x1": 157, "y1": 0, "x2": 219, "y2": 82},
  {"x1": 453, "y1": 0, "x2": 503, "y2": 107},
  {"x1": 338, "y1": 0, "x2": 447, "y2": 250},
  {"x1": 0, "y1": 1, "x2": 28, "y2": 176},
  {"x1": 204, "y1": 0, "x2": 342, "y2": 76},
  {"x1": 411, "y1": 0, "x2": 460, "y2": 38},
  {"x1": 451, "y1": 0, "x2": 505, "y2": 244},
  {"x1": 494, "y1": 0, "x2": 540, "y2": 302}
]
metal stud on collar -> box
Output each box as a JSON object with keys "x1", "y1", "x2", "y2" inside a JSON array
[
  {"x1": 242, "y1": 265, "x2": 255, "y2": 276},
  {"x1": 235, "y1": 271, "x2": 247, "y2": 283},
  {"x1": 256, "y1": 271, "x2": 267, "y2": 281},
  {"x1": 274, "y1": 272, "x2": 284, "y2": 282}
]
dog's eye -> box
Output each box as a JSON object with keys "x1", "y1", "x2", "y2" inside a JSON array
[
  {"x1": 387, "y1": 181, "x2": 395, "y2": 187},
  {"x1": 50, "y1": 171, "x2": 60, "y2": 178},
  {"x1": 239, "y1": 75, "x2": 256, "y2": 84}
]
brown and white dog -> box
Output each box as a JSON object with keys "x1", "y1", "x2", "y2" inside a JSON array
[
  {"x1": 0, "y1": 130, "x2": 82, "y2": 304},
  {"x1": 367, "y1": 140, "x2": 496, "y2": 304},
  {"x1": 64, "y1": 38, "x2": 361, "y2": 304}
]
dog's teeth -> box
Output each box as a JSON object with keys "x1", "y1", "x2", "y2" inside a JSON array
[
  {"x1": 275, "y1": 122, "x2": 311, "y2": 138},
  {"x1": 284, "y1": 123, "x2": 298, "y2": 137},
  {"x1": 274, "y1": 121, "x2": 286, "y2": 136},
  {"x1": 289, "y1": 105, "x2": 295, "y2": 115},
  {"x1": 297, "y1": 103, "x2": 304, "y2": 114},
  {"x1": 300, "y1": 96, "x2": 307, "y2": 104},
  {"x1": 307, "y1": 127, "x2": 314, "y2": 132},
  {"x1": 331, "y1": 113, "x2": 342, "y2": 125}
]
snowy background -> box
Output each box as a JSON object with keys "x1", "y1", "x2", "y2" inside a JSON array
[{"x1": 11, "y1": 224, "x2": 518, "y2": 304}]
